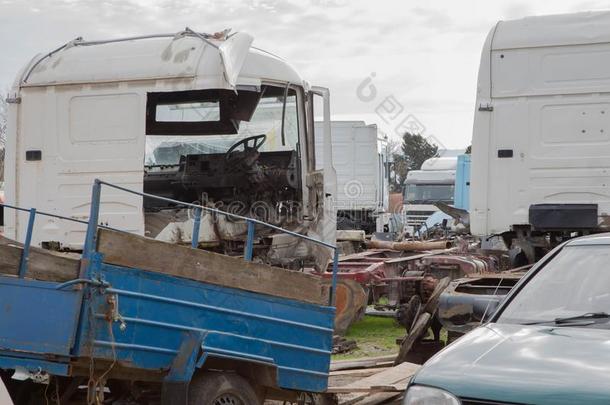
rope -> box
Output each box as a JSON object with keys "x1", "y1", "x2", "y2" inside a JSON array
[{"x1": 87, "y1": 296, "x2": 119, "y2": 405}]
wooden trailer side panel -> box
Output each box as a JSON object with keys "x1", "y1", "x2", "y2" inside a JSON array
[{"x1": 96, "y1": 229, "x2": 330, "y2": 305}]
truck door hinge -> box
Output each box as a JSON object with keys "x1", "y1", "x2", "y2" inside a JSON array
[
  {"x1": 478, "y1": 103, "x2": 493, "y2": 112},
  {"x1": 6, "y1": 96, "x2": 21, "y2": 104}
]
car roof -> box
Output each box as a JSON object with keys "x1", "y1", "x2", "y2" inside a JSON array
[{"x1": 565, "y1": 233, "x2": 610, "y2": 246}]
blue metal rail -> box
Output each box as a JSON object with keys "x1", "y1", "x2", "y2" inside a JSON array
[
  {"x1": 4, "y1": 179, "x2": 339, "y2": 305},
  {"x1": 84, "y1": 179, "x2": 339, "y2": 305}
]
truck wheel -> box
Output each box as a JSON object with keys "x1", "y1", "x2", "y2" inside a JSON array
[{"x1": 188, "y1": 372, "x2": 260, "y2": 405}]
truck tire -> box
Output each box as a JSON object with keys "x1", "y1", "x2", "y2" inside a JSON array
[{"x1": 188, "y1": 372, "x2": 260, "y2": 405}]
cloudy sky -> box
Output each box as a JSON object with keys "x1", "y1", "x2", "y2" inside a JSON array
[{"x1": 1, "y1": 0, "x2": 609, "y2": 148}]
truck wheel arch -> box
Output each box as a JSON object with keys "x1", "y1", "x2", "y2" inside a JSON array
[{"x1": 197, "y1": 355, "x2": 278, "y2": 395}]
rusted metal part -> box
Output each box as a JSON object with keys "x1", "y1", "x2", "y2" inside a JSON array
[
  {"x1": 322, "y1": 244, "x2": 505, "y2": 339},
  {"x1": 333, "y1": 279, "x2": 368, "y2": 335},
  {"x1": 438, "y1": 272, "x2": 525, "y2": 333},
  {"x1": 382, "y1": 253, "x2": 498, "y2": 308},
  {"x1": 394, "y1": 277, "x2": 450, "y2": 366},
  {"x1": 420, "y1": 254, "x2": 496, "y2": 277},
  {"x1": 328, "y1": 261, "x2": 388, "y2": 284},
  {"x1": 365, "y1": 240, "x2": 452, "y2": 251},
  {"x1": 395, "y1": 295, "x2": 421, "y2": 331},
  {"x1": 324, "y1": 249, "x2": 499, "y2": 309}
]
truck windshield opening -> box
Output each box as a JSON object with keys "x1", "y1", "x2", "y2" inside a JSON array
[
  {"x1": 404, "y1": 184, "x2": 454, "y2": 204},
  {"x1": 145, "y1": 86, "x2": 299, "y2": 166}
]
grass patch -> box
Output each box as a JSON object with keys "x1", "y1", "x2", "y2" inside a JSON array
[{"x1": 332, "y1": 315, "x2": 405, "y2": 360}]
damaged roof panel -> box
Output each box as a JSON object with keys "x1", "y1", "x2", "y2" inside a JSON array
[{"x1": 19, "y1": 30, "x2": 304, "y2": 89}]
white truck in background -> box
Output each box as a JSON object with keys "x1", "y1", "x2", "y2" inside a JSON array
[
  {"x1": 315, "y1": 121, "x2": 390, "y2": 234},
  {"x1": 403, "y1": 156, "x2": 457, "y2": 235},
  {"x1": 471, "y1": 11, "x2": 610, "y2": 264}
]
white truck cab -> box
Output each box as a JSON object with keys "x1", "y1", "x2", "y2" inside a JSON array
[
  {"x1": 403, "y1": 156, "x2": 456, "y2": 234},
  {"x1": 5, "y1": 30, "x2": 336, "y2": 263},
  {"x1": 470, "y1": 12, "x2": 610, "y2": 262}
]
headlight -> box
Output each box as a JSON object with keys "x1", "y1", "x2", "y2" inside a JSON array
[{"x1": 403, "y1": 385, "x2": 461, "y2": 405}]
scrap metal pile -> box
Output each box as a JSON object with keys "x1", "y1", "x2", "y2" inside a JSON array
[{"x1": 326, "y1": 232, "x2": 520, "y2": 363}]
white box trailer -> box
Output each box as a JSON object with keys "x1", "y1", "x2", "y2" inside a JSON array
[
  {"x1": 315, "y1": 121, "x2": 389, "y2": 234},
  {"x1": 471, "y1": 11, "x2": 610, "y2": 262}
]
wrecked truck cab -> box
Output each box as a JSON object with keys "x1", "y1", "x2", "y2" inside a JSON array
[
  {"x1": 5, "y1": 29, "x2": 336, "y2": 266},
  {"x1": 404, "y1": 233, "x2": 610, "y2": 404}
]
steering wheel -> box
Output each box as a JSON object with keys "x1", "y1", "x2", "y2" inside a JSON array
[{"x1": 225, "y1": 134, "x2": 267, "y2": 162}]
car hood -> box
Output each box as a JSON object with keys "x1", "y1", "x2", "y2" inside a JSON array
[{"x1": 413, "y1": 323, "x2": 610, "y2": 404}]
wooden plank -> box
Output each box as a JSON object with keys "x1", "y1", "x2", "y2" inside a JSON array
[
  {"x1": 330, "y1": 355, "x2": 397, "y2": 371},
  {"x1": 329, "y1": 374, "x2": 370, "y2": 389},
  {"x1": 328, "y1": 367, "x2": 391, "y2": 388},
  {"x1": 347, "y1": 390, "x2": 404, "y2": 405},
  {"x1": 327, "y1": 361, "x2": 419, "y2": 394},
  {"x1": 97, "y1": 229, "x2": 330, "y2": 305},
  {"x1": 330, "y1": 361, "x2": 395, "y2": 372},
  {"x1": 332, "y1": 386, "x2": 399, "y2": 394},
  {"x1": 0, "y1": 236, "x2": 80, "y2": 282},
  {"x1": 330, "y1": 367, "x2": 390, "y2": 377},
  {"x1": 422, "y1": 277, "x2": 450, "y2": 315},
  {"x1": 394, "y1": 313, "x2": 432, "y2": 365}
]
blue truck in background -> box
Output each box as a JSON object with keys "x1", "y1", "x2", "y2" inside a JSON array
[{"x1": 454, "y1": 154, "x2": 471, "y2": 211}]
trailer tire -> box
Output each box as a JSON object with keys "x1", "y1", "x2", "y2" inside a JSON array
[{"x1": 188, "y1": 371, "x2": 260, "y2": 405}]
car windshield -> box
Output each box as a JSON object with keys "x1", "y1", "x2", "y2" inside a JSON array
[
  {"x1": 404, "y1": 184, "x2": 454, "y2": 204},
  {"x1": 498, "y1": 245, "x2": 610, "y2": 327}
]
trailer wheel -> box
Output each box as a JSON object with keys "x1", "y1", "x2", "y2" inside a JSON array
[{"x1": 188, "y1": 372, "x2": 260, "y2": 405}]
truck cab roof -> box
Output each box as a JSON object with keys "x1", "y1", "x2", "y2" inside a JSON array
[
  {"x1": 492, "y1": 11, "x2": 610, "y2": 50},
  {"x1": 15, "y1": 30, "x2": 305, "y2": 90},
  {"x1": 420, "y1": 156, "x2": 457, "y2": 171},
  {"x1": 405, "y1": 170, "x2": 455, "y2": 184}
]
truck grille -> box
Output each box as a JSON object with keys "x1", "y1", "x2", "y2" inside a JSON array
[
  {"x1": 405, "y1": 211, "x2": 435, "y2": 227},
  {"x1": 405, "y1": 210, "x2": 435, "y2": 216}
]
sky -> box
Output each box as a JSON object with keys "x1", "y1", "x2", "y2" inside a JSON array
[{"x1": 1, "y1": 0, "x2": 610, "y2": 149}]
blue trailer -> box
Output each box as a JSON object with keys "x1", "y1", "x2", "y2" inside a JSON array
[{"x1": 0, "y1": 180, "x2": 338, "y2": 404}]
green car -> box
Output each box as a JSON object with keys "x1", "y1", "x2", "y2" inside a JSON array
[{"x1": 404, "y1": 234, "x2": 610, "y2": 405}]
